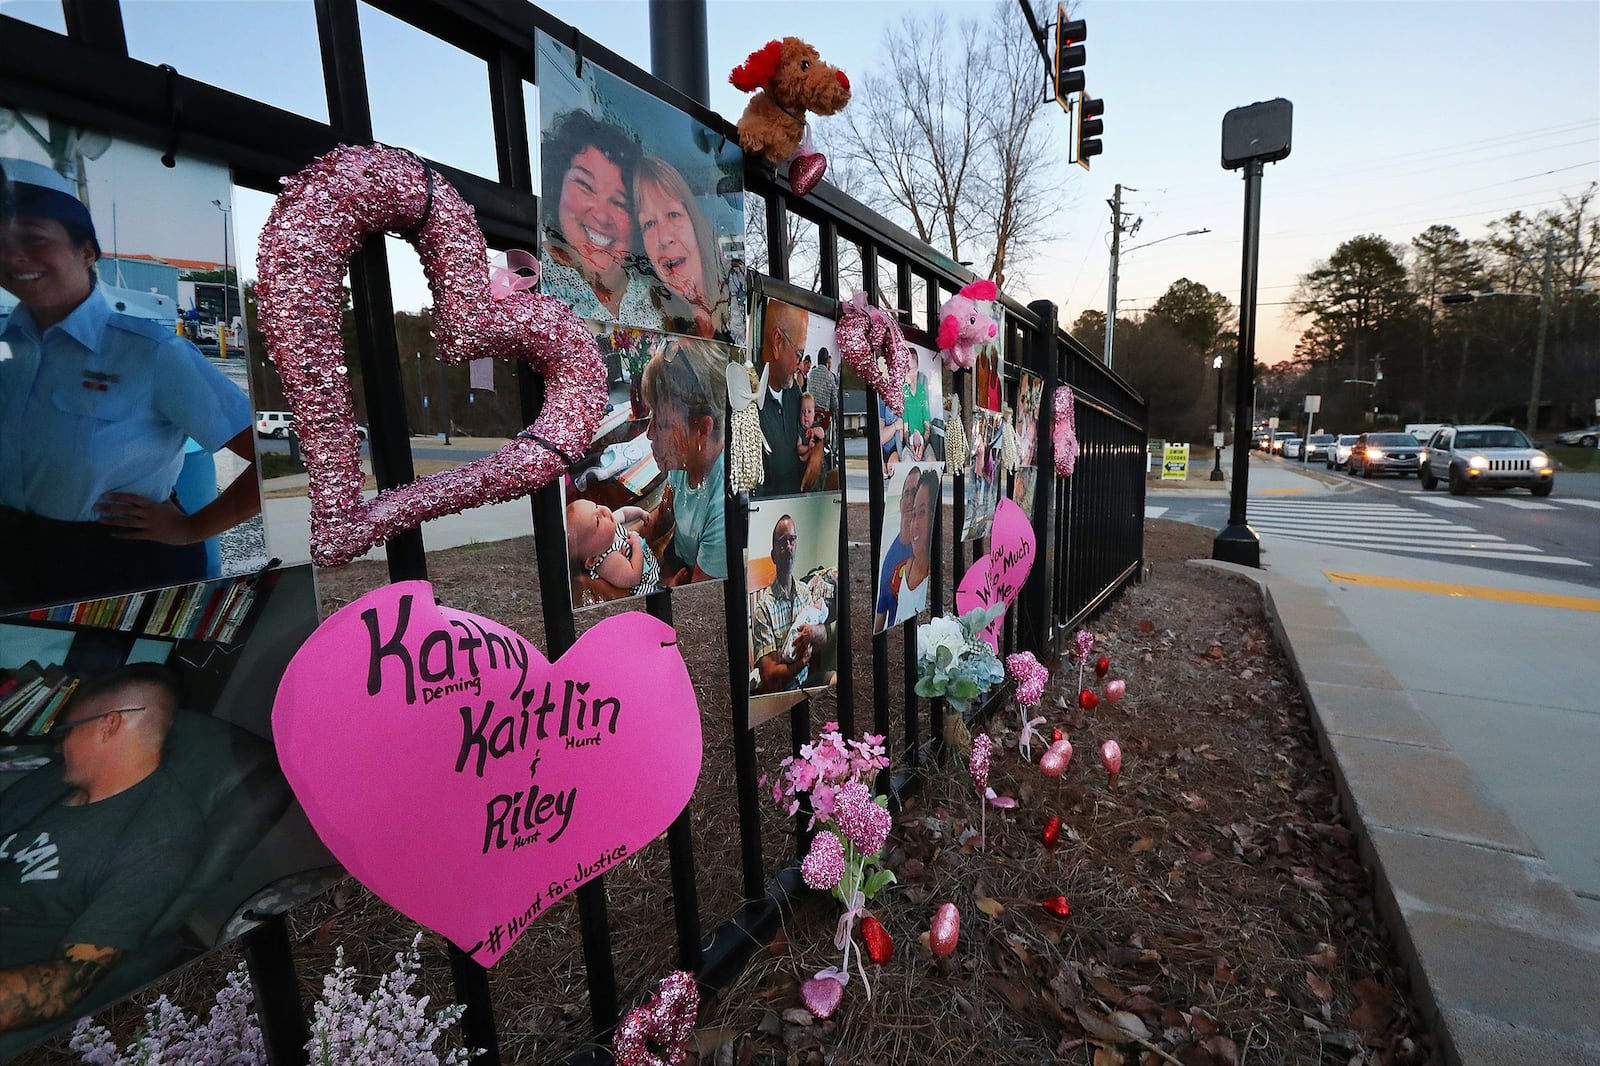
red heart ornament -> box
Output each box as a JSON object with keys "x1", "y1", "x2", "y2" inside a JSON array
[
  {"x1": 861, "y1": 915, "x2": 894, "y2": 964},
  {"x1": 1051, "y1": 727, "x2": 1064, "y2": 743},
  {"x1": 790, "y1": 151, "x2": 828, "y2": 197},
  {"x1": 836, "y1": 291, "x2": 914, "y2": 417},
  {"x1": 272, "y1": 581, "x2": 701, "y2": 966},
  {"x1": 1041, "y1": 895, "x2": 1072, "y2": 917},
  {"x1": 257, "y1": 145, "x2": 606, "y2": 567},
  {"x1": 1095, "y1": 654, "x2": 1110, "y2": 678},
  {"x1": 1041, "y1": 815, "x2": 1062, "y2": 847},
  {"x1": 929, "y1": 902, "x2": 961, "y2": 957},
  {"x1": 613, "y1": 971, "x2": 699, "y2": 1066},
  {"x1": 800, "y1": 975, "x2": 844, "y2": 1018},
  {"x1": 1079, "y1": 687, "x2": 1099, "y2": 711}
]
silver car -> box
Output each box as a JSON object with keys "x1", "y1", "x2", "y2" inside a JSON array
[
  {"x1": 1419, "y1": 425, "x2": 1554, "y2": 497},
  {"x1": 1554, "y1": 424, "x2": 1600, "y2": 448}
]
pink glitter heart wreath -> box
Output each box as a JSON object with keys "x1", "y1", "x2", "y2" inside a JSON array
[
  {"x1": 1053, "y1": 385, "x2": 1079, "y2": 478},
  {"x1": 835, "y1": 291, "x2": 913, "y2": 416},
  {"x1": 256, "y1": 144, "x2": 605, "y2": 566},
  {"x1": 613, "y1": 970, "x2": 699, "y2": 1066}
]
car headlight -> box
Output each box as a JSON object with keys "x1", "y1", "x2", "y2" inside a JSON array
[
  {"x1": 1530, "y1": 452, "x2": 1549, "y2": 467},
  {"x1": 1367, "y1": 448, "x2": 1385, "y2": 459},
  {"x1": 1468, "y1": 455, "x2": 1488, "y2": 470},
  {"x1": 1419, "y1": 449, "x2": 1428, "y2": 462}
]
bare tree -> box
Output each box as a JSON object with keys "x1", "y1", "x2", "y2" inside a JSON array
[{"x1": 827, "y1": 1, "x2": 1064, "y2": 289}]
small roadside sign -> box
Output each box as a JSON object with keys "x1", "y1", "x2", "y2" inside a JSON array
[
  {"x1": 1304, "y1": 394, "x2": 1321, "y2": 413},
  {"x1": 1161, "y1": 443, "x2": 1190, "y2": 481}
]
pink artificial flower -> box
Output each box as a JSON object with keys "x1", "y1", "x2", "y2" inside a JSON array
[
  {"x1": 801, "y1": 832, "x2": 846, "y2": 890},
  {"x1": 832, "y1": 782, "x2": 891, "y2": 854},
  {"x1": 968, "y1": 733, "x2": 993, "y2": 793},
  {"x1": 1006, "y1": 652, "x2": 1049, "y2": 707}
]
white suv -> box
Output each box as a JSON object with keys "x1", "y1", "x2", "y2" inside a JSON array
[
  {"x1": 1420, "y1": 425, "x2": 1554, "y2": 497},
  {"x1": 255, "y1": 411, "x2": 294, "y2": 438}
]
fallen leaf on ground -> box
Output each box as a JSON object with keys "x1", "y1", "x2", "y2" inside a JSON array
[{"x1": 1306, "y1": 972, "x2": 1334, "y2": 1002}]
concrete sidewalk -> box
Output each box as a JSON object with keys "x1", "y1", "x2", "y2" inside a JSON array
[{"x1": 1200, "y1": 454, "x2": 1600, "y2": 1064}]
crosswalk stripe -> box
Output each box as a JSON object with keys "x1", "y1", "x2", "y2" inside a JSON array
[
  {"x1": 1562, "y1": 499, "x2": 1600, "y2": 510},
  {"x1": 1415, "y1": 497, "x2": 1481, "y2": 508},
  {"x1": 1249, "y1": 522, "x2": 1507, "y2": 543},
  {"x1": 1145, "y1": 506, "x2": 1169, "y2": 518},
  {"x1": 1256, "y1": 529, "x2": 1588, "y2": 566},
  {"x1": 1482, "y1": 498, "x2": 1559, "y2": 510}
]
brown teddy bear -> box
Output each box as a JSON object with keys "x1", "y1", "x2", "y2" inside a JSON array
[{"x1": 729, "y1": 37, "x2": 851, "y2": 196}]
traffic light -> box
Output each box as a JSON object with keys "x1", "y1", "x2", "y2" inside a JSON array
[
  {"x1": 1054, "y1": 9, "x2": 1086, "y2": 106},
  {"x1": 1076, "y1": 95, "x2": 1104, "y2": 170}
]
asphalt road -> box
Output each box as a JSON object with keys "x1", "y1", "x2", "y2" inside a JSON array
[{"x1": 1155, "y1": 458, "x2": 1600, "y2": 589}]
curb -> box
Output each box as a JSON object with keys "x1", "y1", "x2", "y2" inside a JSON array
[{"x1": 1192, "y1": 559, "x2": 1600, "y2": 1066}]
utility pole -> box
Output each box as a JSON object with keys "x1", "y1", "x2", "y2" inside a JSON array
[
  {"x1": 1526, "y1": 233, "x2": 1554, "y2": 437},
  {"x1": 1104, "y1": 184, "x2": 1139, "y2": 367}
]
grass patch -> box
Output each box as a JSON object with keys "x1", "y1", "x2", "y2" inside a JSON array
[
  {"x1": 1550, "y1": 444, "x2": 1600, "y2": 472},
  {"x1": 260, "y1": 452, "x2": 303, "y2": 479}
]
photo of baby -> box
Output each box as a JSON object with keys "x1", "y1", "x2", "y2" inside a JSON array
[
  {"x1": 564, "y1": 498, "x2": 662, "y2": 598},
  {"x1": 746, "y1": 492, "x2": 842, "y2": 720},
  {"x1": 562, "y1": 326, "x2": 732, "y2": 609},
  {"x1": 753, "y1": 298, "x2": 839, "y2": 497}
]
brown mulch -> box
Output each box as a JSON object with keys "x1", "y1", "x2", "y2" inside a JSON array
[{"x1": 17, "y1": 518, "x2": 1434, "y2": 1066}]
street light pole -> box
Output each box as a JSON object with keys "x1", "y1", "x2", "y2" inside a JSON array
[
  {"x1": 1211, "y1": 354, "x2": 1225, "y2": 481},
  {"x1": 1526, "y1": 235, "x2": 1554, "y2": 437},
  {"x1": 211, "y1": 198, "x2": 230, "y2": 353}
]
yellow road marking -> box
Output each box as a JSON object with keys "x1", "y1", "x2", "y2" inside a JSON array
[
  {"x1": 1323, "y1": 571, "x2": 1600, "y2": 613},
  {"x1": 1258, "y1": 488, "x2": 1310, "y2": 495}
]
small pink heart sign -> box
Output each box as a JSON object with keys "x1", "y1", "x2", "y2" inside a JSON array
[
  {"x1": 955, "y1": 498, "x2": 1036, "y2": 650},
  {"x1": 272, "y1": 581, "x2": 701, "y2": 966}
]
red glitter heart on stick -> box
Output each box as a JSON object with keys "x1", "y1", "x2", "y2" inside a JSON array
[
  {"x1": 1041, "y1": 816, "x2": 1062, "y2": 847},
  {"x1": 1041, "y1": 895, "x2": 1072, "y2": 918}
]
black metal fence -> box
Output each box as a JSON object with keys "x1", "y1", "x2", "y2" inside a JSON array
[{"x1": 0, "y1": 2, "x2": 1147, "y2": 1062}]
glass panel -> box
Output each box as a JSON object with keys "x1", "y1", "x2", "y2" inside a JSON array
[
  {"x1": 359, "y1": 2, "x2": 497, "y2": 179},
  {"x1": 123, "y1": 0, "x2": 328, "y2": 123}
]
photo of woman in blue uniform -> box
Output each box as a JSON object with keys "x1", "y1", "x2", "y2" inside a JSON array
[{"x1": 0, "y1": 157, "x2": 261, "y2": 614}]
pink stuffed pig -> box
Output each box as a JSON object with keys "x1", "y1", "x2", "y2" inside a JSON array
[{"x1": 937, "y1": 280, "x2": 999, "y2": 370}]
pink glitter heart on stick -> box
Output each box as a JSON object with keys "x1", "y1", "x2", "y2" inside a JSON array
[
  {"x1": 256, "y1": 145, "x2": 606, "y2": 567},
  {"x1": 613, "y1": 971, "x2": 699, "y2": 1066}
]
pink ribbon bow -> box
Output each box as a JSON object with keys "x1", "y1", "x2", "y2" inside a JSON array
[
  {"x1": 1017, "y1": 712, "x2": 1048, "y2": 763},
  {"x1": 489, "y1": 249, "x2": 541, "y2": 301}
]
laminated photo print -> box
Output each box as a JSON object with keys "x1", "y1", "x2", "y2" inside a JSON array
[
  {"x1": 745, "y1": 492, "x2": 842, "y2": 725},
  {"x1": 883, "y1": 341, "x2": 945, "y2": 476},
  {"x1": 536, "y1": 31, "x2": 746, "y2": 347},
  {"x1": 873, "y1": 461, "x2": 943, "y2": 635},
  {"x1": 973, "y1": 330, "x2": 1004, "y2": 414},
  {"x1": 752, "y1": 296, "x2": 839, "y2": 498},
  {"x1": 0, "y1": 564, "x2": 337, "y2": 1058},
  {"x1": 0, "y1": 110, "x2": 268, "y2": 618},
  {"x1": 1011, "y1": 371, "x2": 1043, "y2": 517},
  {"x1": 563, "y1": 326, "x2": 732, "y2": 609},
  {"x1": 963, "y1": 407, "x2": 1006, "y2": 541}
]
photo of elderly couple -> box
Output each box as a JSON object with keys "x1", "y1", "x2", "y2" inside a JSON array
[{"x1": 537, "y1": 31, "x2": 745, "y2": 348}]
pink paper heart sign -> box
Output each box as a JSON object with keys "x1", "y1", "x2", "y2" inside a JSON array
[
  {"x1": 835, "y1": 291, "x2": 914, "y2": 416},
  {"x1": 955, "y1": 498, "x2": 1036, "y2": 649},
  {"x1": 256, "y1": 145, "x2": 606, "y2": 567},
  {"x1": 272, "y1": 581, "x2": 701, "y2": 966}
]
